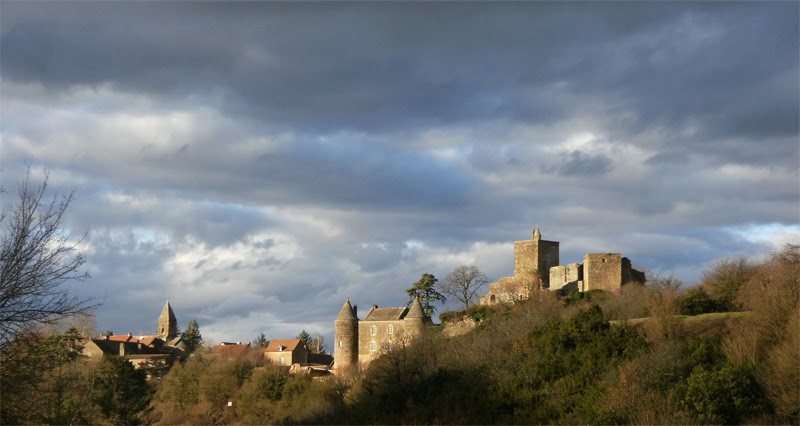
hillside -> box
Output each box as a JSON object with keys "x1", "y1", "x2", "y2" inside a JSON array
[{"x1": 3, "y1": 245, "x2": 796, "y2": 425}]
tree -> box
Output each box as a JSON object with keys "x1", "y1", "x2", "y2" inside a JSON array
[
  {"x1": 0, "y1": 169, "x2": 92, "y2": 352},
  {"x1": 406, "y1": 273, "x2": 446, "y2": 317},
  {"x1": 297, "y1": 330, "x2": 311, "y2": 349},
  {"x1": 90, "y1": 356, "x2": 153, "y2": 425},
  {"x1": 441, "y1": 265, "x2": 489, "y2": 310},
  {"x1": 309, "y1": 334, "x2": 325, "y2": 354},
  {"x1": 254, "y1": 333, "x2": 269, "y2": 348},
  {"x1": 180, "y1": 319, "x2": 203, "y2": 352}
]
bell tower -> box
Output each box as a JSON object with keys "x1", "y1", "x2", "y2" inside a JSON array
[{"x1": 158, "y1": 301, "x2": 178, "y2": 341}]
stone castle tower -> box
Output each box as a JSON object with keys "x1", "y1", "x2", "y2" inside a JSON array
[
  {"x1": 158, "y1": 301, "x2": 178, "y2": 341},
  {"x1": 334, "y1": 296, "x2": 430, "y2": 375},
  {"x1": 513, "y1": 227, "x2": 560, "y2": 287},
  {"x1": 334, "y1": 299, "x2": 359, "y2": 375}
]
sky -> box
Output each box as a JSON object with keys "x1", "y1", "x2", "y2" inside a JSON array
[{"x1": 1, "y1": 2, "x2": 798, "y2": 347}]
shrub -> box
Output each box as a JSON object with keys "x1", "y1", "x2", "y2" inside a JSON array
[
  {"x1": 678, "y1": 287, "x2": 720, "y2": 315},
  {"x1": 672, "y1": 363, "x2": 766, "y2": 424}
]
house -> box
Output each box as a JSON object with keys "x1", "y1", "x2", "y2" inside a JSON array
[
  {"x1": 264, "y1": 339, "x2": 308, "y2": 366},
  {"x1": 334, "y1": 296, "x2": 430, "y2": 375},
  {"x1": 210, "y1": 342, "x2": 253, "y2": 358},
  {"x1": 81, "y1": 301, "x2": 188, "y2": 379}
]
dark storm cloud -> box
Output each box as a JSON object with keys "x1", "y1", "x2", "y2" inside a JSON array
[
  {"x1": 4, "y1": 1, "x2": 796, "y2": 143},
  {"x1": 543, "y1": 150, "x2": 614, "y2": 177},
  {"x1": 1, "y1": 1, "x2": 797, "y2": 344}
]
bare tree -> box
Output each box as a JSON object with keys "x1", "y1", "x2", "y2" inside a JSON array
[
  {"x1": 0, "y1": 169, "x2": 93, "y2": 352},
  {"x1": 441, "y1": 265, "x2": 489, "y2": 310}
]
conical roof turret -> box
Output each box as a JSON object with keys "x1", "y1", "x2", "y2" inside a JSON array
[
  {"x1": 406, "y1": 296, "x2": 426, "y2": 319},
  {"x1": 336, "y1": 299, "x2": 357, "y2": 320}
]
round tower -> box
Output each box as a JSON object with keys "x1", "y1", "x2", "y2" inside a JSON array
[
  {"x1": 334, "y1": 299, "x2": 359, "y2": 375},
  {"x1": 403, "y1": 296, "x2": 427, "y2": 337}
]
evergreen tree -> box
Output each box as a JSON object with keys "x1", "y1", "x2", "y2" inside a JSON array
[
  {"x1": 90, "y1": 356, "x2": 153, "y2": 425},
  {"x1": 254, "y1": 333, "x2": 269, "y2": 347},
  {"x1": 180, "y1": 319, "x2": 203, "y2": 351},
  {"x1": 297, "y1": 330, "x2": 311, "y2": 349},
  {"x1": 406, "y1": 273, "x2": 446, "y2": 317}
]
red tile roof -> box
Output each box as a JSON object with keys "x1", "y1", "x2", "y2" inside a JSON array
[
  {"x1": 265, "y1": 339, "x2": 303, "y2": 353},
  {"x1": 210, "y1": 343, "x2": 251, "y2": 357}
]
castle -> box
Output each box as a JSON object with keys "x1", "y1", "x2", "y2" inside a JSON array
[
  {"x1": 334, "y1": 296, "x2": 430, "y2": 375},
  {"x1": 480, "y1": 228, "x2": 645, "y2": 304}
]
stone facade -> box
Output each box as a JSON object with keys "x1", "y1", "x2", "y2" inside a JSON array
[
  {"x1": 549, "y1": 262, "x2": 583, "y2": 293},
  {"x1": 264, "y1": 339, "x2": 308, "y2": 366},
  {"x1": 334, "y1": 297, "x2": 429, "y2": 375},
  {"x1": 482, "y1": 229, "x2": 645, "y2": 304},
  {"x1": 481, "y1": 228, "x2": 559, "y2": 305},
  {"x1": 158, "y1": 301, "x2": 178, "y2": 341}
]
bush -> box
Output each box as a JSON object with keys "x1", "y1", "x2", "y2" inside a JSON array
[
  {"x1": 672, "y1": 363, "x2": 766, "y2": 424},
  {"x1": 678, "y1": 287, "x2": 721, "y2": 315}
]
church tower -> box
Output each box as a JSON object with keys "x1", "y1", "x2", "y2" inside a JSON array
[
  {"x1": 334, "y1": 299, "x2": 359, "y2": 375},
  {"x1": 158, "y1": 301, "x2": 178, "y2": 341}
]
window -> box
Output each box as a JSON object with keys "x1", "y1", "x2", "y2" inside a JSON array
[
  {"x1": 387, "y1": 324, "x2": 394, "y2": 335},
  {"x1": 370, "y1": 341, "x2": 377, "y2": 352},
  {"x1": 279, "y1": 356, "x2": 284, "y2": 365},
  {"x1": 370, "y1": 325, "x2": 377, "y2": 335},
  {"x1": 387, "y1": 340, "x2": 393, "y2": 351},
  {"x1": 338, "y1": 340, "x2": 342, "y2": 348}
]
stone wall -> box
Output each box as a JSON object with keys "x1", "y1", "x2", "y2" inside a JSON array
[
  {"x1": 583, "y1": 253, "x2": 623, "y2": 293},
  {"x1": 357, "y1": 319, "x2": 415, "y2": 368},
  {"x1": 549, "y1": 263, "x2": 582, "y2": 293},
  {"x1": 334, "y1": 319, "x2": 358, "y2": 373}
]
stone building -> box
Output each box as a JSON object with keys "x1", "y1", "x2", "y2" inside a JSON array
[
  {"x1": 482, "y1": 229, "x2": 645, "y2": 304},
  {"x1": 157, "y1": 301, "x2": 178, "y2": 341},
  {"x1": 83, "y1": 301, "x2": 187, "y2": 379},
  {"x1": 264, "y1": 339, "x2": 308, "y2": 366},
  {"x1": 549, "y1": 253, "x2": 646, "y2": 294},
  {"x1": 334, "y1": 296, "x2": 429, "y2": 375},
  {"x1": 480, "y1": 228, "x2": 559, "y2": 305}
]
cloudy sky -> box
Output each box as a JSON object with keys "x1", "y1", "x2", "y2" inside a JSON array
[{"x1": 1, "y1": 2, "x2": 797, "y2": 346}]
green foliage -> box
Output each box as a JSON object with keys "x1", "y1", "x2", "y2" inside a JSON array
[
  {"x1": 504, "y1": 305, "x2": 647, "y2": 424},
  {"x1": 678, "y1": 287, "x2": 722, "y2": 315},
  {"x1": 254, "y1": 332, "x2": 269, "y2": 347},
  {"x1": 297, "y1": 330, "x2": 311, "y2": 349},
  {"x1": 0, "y1": 328, "x2": 91, "y2": 424},
  {"x1": 672, "y1": 363, "x2": 766, "y2": 424},
  {"x1": 237, "y1": 365, "x2": 290, "y2": 424},
  {"x1": 90, "y1": 356, "x2": 153, "y2": 425},
  {"x1": 180, "y1": 319, "x2": 203, "y2": 351},
  {"x1": 406, "y1": 273, "x2": 446, "y2": 317},
  {"x1": 563, "y1": 289, "x2": 609, "y2": 306},
  {"x1": 159, "y1": 357, "x2": 207, "y2": 407}
]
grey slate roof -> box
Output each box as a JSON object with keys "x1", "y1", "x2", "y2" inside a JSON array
[
  {"x1": 364, "y1": 307, "x2": 408, "y2": 321},
  {"x1": 405, "y1": 296, "x2": 426, "y2": 319},
  {"x1": 336, "y1": 299, "x2": 358, "y2": 320}
]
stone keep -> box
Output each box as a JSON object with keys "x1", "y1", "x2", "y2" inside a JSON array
[
  {"x1": 481, "y1": 228, "x2": 560, "y2": 305},
  {"x1": 514, "y1": 228, "x2": 560, "y2": 288}
]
